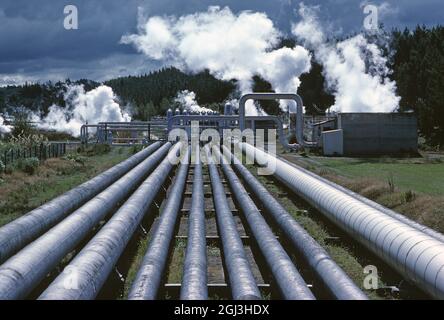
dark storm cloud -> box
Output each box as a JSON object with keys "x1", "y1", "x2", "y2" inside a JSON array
[{"x1": 0, "y1": 0, "x2": 442, "y2": 84}]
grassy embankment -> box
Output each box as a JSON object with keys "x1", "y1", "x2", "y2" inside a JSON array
[{"x1": 0, "y1": 145, "x2": 131, "y2": 227}]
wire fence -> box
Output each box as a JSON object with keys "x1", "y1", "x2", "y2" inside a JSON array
[{"x1": 1, "y1": 143, "x2": 67, "y2": 172}]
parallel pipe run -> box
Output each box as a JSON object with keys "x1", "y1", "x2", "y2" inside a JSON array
[
  {"x1": 241, "y1": 143, "x2": 444, "y2": 299},
  {"x1": 214, "y1": 147, "x2": 315, "y2": 300},
  {"x1": 278, "y1": 157, "x2": 444, "y2": 244},
  {"x1": 0, "y1": 142, "x2": 172, "y2": 300},
  {"x1": 38, "y1": 143, "x2": 183, "y2": 300},
  {"x1": 206, "y1": 146, "x2": 261, "y2": 300},
  {"x1": 180, "y1": 147, "x2": 208, "y2": 300},
  {"x1": 222, "y1": 145, "x2": 368, "y2": 300},
  {"x1": 0, "y1": 141, "x2": 162, "y2": 264},
  {"x1": 128, "y1": 147, "x2": 190, "y2": 300}
]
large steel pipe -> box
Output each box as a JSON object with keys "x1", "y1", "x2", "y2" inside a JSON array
[
  {"x1": 214, "y1": 147, "x2": 315, "y2": 300},
  {"x1": 0, "y1": 143, "x2": 172, "y2": 300},
  {"x1": 221, "y1": 145, "x2": 368, "y2": 300},
  {"x1": 38, "y1": 143, "x2": 183, "y2": 300},
  {"x1": 180, "y1": 147, "x2": 208, "y2": 300},
  {"x1": 128, "y1": 147, "x2": 190, "y2": 300},
  {"x1": 278, "y1": 157, "x2": 444, "y2": 244},
  {"x1": 0, "y1": 141, "x2": 162, "y2": 263},
  {"x1": 242, "y1": 143, "x2": 444, "y2": 299},
  {"x1": 206, "y1": 146, "x2": 261, "y2": 300}
]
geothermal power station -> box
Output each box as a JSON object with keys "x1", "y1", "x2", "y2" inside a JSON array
[{"x1": 0, "y1": 93, "x2": 441, "y2": 301}]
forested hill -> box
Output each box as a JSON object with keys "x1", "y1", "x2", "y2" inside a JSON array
[
  {"x1": 0, "y1": 68, "x2": 236, "y2": 119},
  {"x1": 104, "y1": 67, "x2": 236, "y2": 119}
]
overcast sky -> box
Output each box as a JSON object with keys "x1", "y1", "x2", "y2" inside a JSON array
[{"x1": 0, "y1": 0, "x2": 442, "y2": 86}]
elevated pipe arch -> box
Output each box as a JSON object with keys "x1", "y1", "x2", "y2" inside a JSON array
[{"x1": 239, "y1": 93, "x2": 317, "y2": 149}]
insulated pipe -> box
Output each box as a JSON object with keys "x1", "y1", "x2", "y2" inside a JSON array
[
  {"x1": 221, "y1": 145, "x2": 368, "y2": 300},
  {"x1": 278, "y1": 157, "x2": 444, "y2": 244},
  {"x1": 0, "y1": 142, "x2": 172, "y2": 300},
  {"x1": 241, "y1": 143, "x2": 444, "y2": 299},
  {"x1": 0, "y1": 141, "x2": 162, "y2": 264},
  {"x1": 238, "y1": 93, "x2": 317, "y2": 148},
  {"x1": 206, "y1": 146, "x2": 261, "y2": 300},
  {"x1": 214, "y1": 147, "x2": 315, "y2": 300},
  {"x1": 128, "y1": 147, "x2": 190, "y2": 300},
  {"x1": 38, "y1": 143, "x2": 183, "y2": 300},
  {"x1": 180, "y1": 147, "x2": 208, "y2": 300}
]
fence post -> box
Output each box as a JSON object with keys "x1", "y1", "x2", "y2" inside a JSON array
[{"x1": 3, "y1": 150, "x2": 6, "y2": 173}]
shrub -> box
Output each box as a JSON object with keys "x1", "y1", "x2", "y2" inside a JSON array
[
  {"x1": 17, "y1": 157, "x2": 40, "y2": 175},
  {"x1": 404, "y1": 190, "x2": 416, "y2": 203},
  {"x1": 63, "y1": 153, "x2": 86, "y2": 166},
  {"x1": 387, "y1": 174, "x2": 395, "y2": 193}
]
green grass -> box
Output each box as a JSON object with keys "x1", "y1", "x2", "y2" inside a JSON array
[
  {"x1": 166, "y1": 238, "x2": 187, "y2": 283},
  {"x1": 307, "y1": 156, "x2": 444, "y2": 196},
  {"x1": 122, "y1": 234, "x2": 151, "y2": 299},
  {"x1": 0, "y1": 147, "x2": 130, "y2": 227}
]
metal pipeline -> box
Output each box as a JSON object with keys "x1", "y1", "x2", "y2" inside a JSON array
[
  {"x1": 241, "y1": 142, "x2": 444, "y2": 299},
  {"x1": 221, "y1": 145, "x2": 368, "y2": 300},
  {"x1": 0, "y1": 142, "x2": 172, "y2": 300},
  {"x1": 0, "y1": 141, "x2": 162, "y2": 264},
  {"x1": 38, "y1": 143, "x2": 183, "y2": 300},
  {"x1": 180, "y1": 147, "x2": 208, "y2": 300},
  {"x1": 214, "y1": 146, "x2": 315, "y2": 300},
  {"x1": 238, "y1": 93, "x2": 317, "y2": 149},
  {"x1": 206, "y1": 145, "x2": 261, "y2": 300},
  {"x1": 278, "y1": 157, "x2": 444, "y2": 244},
  {"x1": 128, "y1": 147, "x2": 190, "y2": 300}
]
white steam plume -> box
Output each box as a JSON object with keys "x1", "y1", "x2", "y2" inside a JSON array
[
  {"x1": 0, "y1": 115, "x2": 12, "y2": 134},
  {"x1": 35, "y1": 85, "x2": 131, "y2": 137},
  {"x1": 175, "y1": 90, "x2": 213, "y2": 113},
  {"x1": 121, "y1": 6, "x2": 312, "y2": 115},
  {"x1": 292, "y1": 4, "x2": 399, "y2": 113}
]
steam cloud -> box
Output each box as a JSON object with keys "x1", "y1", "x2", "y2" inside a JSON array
[
  {"x1": 175, "y1": 90, "x2": 213, "y2": 114},
  {"x1": 0, "y1": 115, "x2": 12, "y2": 134},
  {"x1": 121, "y1": 6, "x2": 312, "y2": 115},
  {"x1": 292, "y1": 4, "x2": 400, "y2": 112},
  {"x1": 35, "y1": 85, "x2": 131, "y2": 137}
]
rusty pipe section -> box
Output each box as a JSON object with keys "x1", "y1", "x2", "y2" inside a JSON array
[{"x1": 0, "y1": 141, "x2": 163, "y2": 264}]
